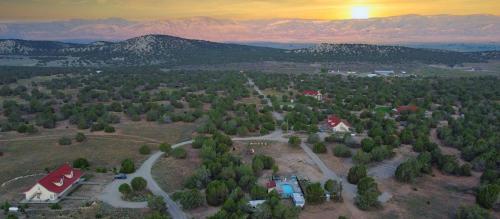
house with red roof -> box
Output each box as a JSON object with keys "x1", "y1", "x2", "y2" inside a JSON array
[
  {"x1": 327, "y1": 115, "x2": 351, "y2": 132},
  {"x1": 24, "y1": 164, "x2": 83, "y2": 202},
  {"x1": 394, "y1": 105, "x2": 418, "y2": 114},
  {"x1": 302, "y1": 90, "x2": 323, "y2": 101}
]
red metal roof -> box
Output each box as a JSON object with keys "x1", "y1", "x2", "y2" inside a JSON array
[
  {"x1": 35, "y1": 163, "x2": 83, "y2": 194},
  {"x1": 267, "y1": 180, "x2": 276, "y2": 188},
  {"x1": 396, "y1": 105, "x2": 418, "y2": 113},
  {"x1": 327, "y1": 115, "x2": 350, "y2": 127},
  {"x1": 303, "y1": 90, "x2": 320, "y2": 96}
]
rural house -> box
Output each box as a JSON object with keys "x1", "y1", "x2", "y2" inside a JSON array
[
  {"x1": 303, "y1": 90, "x2": 323, "y2": 101},
  {"x1": 394, "y1": 105, "x2": 418, "y2": 113},
  {"x1": 24, "y1": 164, "x2": 83, "y2": 202},
  {"x1": 327, "y1": 115, "x2": 351, "y2": 132}
]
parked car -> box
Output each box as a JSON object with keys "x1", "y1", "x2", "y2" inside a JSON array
[{"x1": 114, "y1": 174, "x2": 127, "y2": 180}]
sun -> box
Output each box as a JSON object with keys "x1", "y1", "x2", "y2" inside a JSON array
[{"x1": 351, "y1": 6, "x2": 370, "y2": 19}]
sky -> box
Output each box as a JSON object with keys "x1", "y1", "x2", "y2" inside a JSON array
[{"x1": 0, "y1": 0, "x2": 499, "y2": 21}]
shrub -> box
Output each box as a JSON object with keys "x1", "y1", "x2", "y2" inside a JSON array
[
  {"x1": 104, "y1": 126, "x2": 115, "y2": 133},
  {"x1": 131, "y1": 177, "x2": 147, "y2": 191},
  {"x1": 75, "y1": 132, "x2": 86, "y2": 142},
  {"x1": 58, "y1": 137, "x2": 72, "y2": 145},
  {"x1": 333, "y1": 144, "x2": 352, "y2": 158},
  {"x1": 120, "y1": 159, "x2": 135, "y2": 174},
  {"x1": 288, "y1": 136, "x2": 301, "y2": 147},
  {"x1": 305, "y1": 183, "x2": 325, "y2": 204},
  {"x1": 456, "y1": 205, "x2": 491, "y2": 219},
  {"x1": 72, "y1": 158, "x2": 90, "y2": 169},
  {"x1": 139, "y1": 145, "x2": 151, "y2": 155},
  {"x1": 119, "y1": 183, "x2": 132, "y2": 196},
  {"x1": 172, "y1": 147, "x2": 187, "y2": 159},
  {"x1": 348, "y1": 165, "x2": 367, "y2": 184},
  {"x1": 313, "y1": 142, "x2": 327, "y2": 153}
]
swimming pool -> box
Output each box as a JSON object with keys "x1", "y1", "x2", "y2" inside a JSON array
[{"x1": 281, "y1": 184, "x2": 294, "y2": 196}]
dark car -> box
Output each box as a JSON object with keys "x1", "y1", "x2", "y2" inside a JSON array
[{"x1": 114, "y1": 174, "x2": 127, "y2": 180}]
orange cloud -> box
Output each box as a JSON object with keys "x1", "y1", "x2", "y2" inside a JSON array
[{"x1": 0, "y1": 0, "x2": 498, "y2": 21}]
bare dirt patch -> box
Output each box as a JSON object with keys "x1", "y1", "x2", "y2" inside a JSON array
[
  {"x1": 377, "y1": 168, "x2": 481, "y2": 219},
  {"x1": 151, "y1": 146, "x2": 202, "y2": 193},
  {"x1": 232, "y1": 141, "x2": 323, "y2": 182}
]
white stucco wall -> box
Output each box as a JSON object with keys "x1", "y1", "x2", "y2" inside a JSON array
[
  {"x1": 25, "y1": 183, "x2": 57, "y2": 201},
  {"x1": 332, "y1": 122, "x2": 350, "y2": 132}
]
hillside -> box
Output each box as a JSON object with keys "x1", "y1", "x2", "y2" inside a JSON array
[{"x1": 0, "y1": 35, "x2": 491, "y2": 67}]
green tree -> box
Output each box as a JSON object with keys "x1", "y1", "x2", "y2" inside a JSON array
[
  {"x1": 159, "y1": 143, "x2": 172, "y2": 155},
  {"x1": 120, "y1": 159, "x2": 135, "y2": 173},
  {"x1": 476, "y1": 184, "x2": 500, "y2": 209},
  {"x1": 131, "y1": 177, "x2": 148, "y2": 191},
  {"x1": 305, "y1": 183, "x2": 325, "y2": 204},
  {"x1": 333, "y1": 144, "x2": 352, "y2": 158},
  {"x1": 313, "y1": 142, "x2": 327, "y2": 153},
  {"x1": 348, "y1": 165, "x2": 367, "y2": 184},
  {"x1": 72, "y1": 158, "x2": 90, "y2": 169},
  {"x1": 119, "y1": 183, "x2": 132, "y2": 196},
  {"x1": 172, "y1": 147, "x2": 187, "y2": 159},
  {"x1": 250, "y1": 185, "x2": 268, "y2": 200},
  {"x1": 355, "y1": 177, "x2": 381, "y2": 210},
  {"x1": 353, "y1": 150, "x2": 371, "y2": 165},
  {"x1": 172, "y1": 189, "x2": 205, "y2": 210},
  {"x1": 147, "y1": 195, "x2": 167, "y2": 213},
  {"x1": 361, "y1": 138, "x2": 375, "y2": 152},
  {"x1": 206, "y1": 180, "x2": 229, "y2": 206}
]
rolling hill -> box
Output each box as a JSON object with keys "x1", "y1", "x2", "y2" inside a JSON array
[{"x1": 0, "y1": 34, "x2": 492, "y2": 67}]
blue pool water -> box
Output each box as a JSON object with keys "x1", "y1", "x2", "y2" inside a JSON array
[{"x1": 281, "y1": 184, "x2": 294, "y2": 195}]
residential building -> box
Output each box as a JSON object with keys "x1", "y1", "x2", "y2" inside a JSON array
[
  {"x1": 24, "y1": 164, "x2": 83, "y2": 202},
  {"x1": 327, "y1": 115, "x2": 351, "y2": 132},
  {"x1": 303, "y1": 90, "x2": 323, "y2": 101}
]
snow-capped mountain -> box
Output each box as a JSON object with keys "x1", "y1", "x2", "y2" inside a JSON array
[{"x1": 0, "y1": 15, "x2": 499, "y2": 44}]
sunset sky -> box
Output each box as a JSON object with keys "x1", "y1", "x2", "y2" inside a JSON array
[{"x1": 0, "y1": 0, "x2": 499, "y2": 21}]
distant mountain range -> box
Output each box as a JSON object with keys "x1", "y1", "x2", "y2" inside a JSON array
[
  {"x1": 1, "y1": 15, "x2": 499, "y2": 44},
  {"x1": 0, "y1": 35, "x2": 495, "y2": 67}
]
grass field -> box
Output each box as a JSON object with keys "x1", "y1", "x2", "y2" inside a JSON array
[
  {"x1": 0, "y1": 120, "x2": 200, "y2": 203},
  {"x1": 374, "y1": 106, "x2": 392, "y2": 114}
]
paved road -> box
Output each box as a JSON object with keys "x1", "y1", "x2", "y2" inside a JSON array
[{"x1": 99, "y1": 141, "x2": 192, "y2": 219}]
